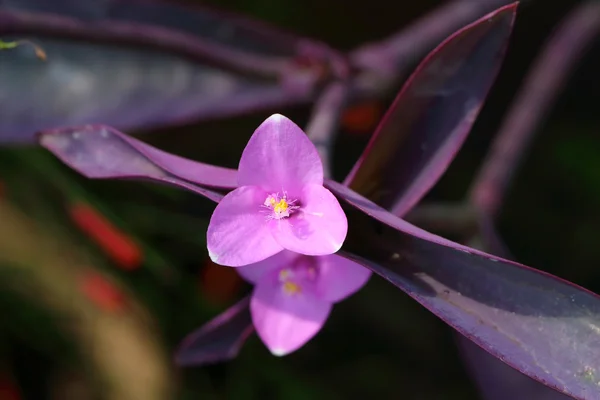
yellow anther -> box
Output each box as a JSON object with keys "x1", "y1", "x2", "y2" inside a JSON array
[
  {"x1": 283, "y1": 281, "x2": 302, "y2": 295},
  {"x1": 264, "y1": 195, "x2": 277, "y2": 207},
  {"x1": 262, "y1": 192, "x2": 298, "y2": 220},
  {"x1": 273, "y1": 198, "x2": 289, "y2": 214}
]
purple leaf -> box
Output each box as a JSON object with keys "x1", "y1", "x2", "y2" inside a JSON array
[
  {"x1": 171, "y1": 3, "x2": 519, "y2": 367},
  {"x1": 325, "y1": 179, "x2": 600, "y2": 400},
  {"x1": 0, "y1": 38, "x2": 312, "y2": 143},
  {"x1": 457, "y1": 334, "x2": 573, "y2": 400},
  {"x1": 460, "y1": 214, "x2": 567, "y2": 400},
  {"x1": 350, "y1": 0, "x2": 516, "y2": 75},
  {"x1": 0, "y1": 0, "x2": 329, "y2": 142},
  {"x1": 174, "y1": 296, "x2": 254, "y2": 366},
  {"x1": 344, "y1": 3, "x2": 516, "y2": 216},
  {"x1": 108, "y1": 0, "x2": 307, "y2": 59},
  {"x1": 1, "y1": 0, "x2": 304, "y2": 57},
  {"x1": 39, "y1": 124, "x2": 234, "y2": 202},
  {"x1": 175, "y1": 299, "x2": 255, "y2": 367}
]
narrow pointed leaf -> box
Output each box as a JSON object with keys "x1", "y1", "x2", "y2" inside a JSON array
[
  {"x1": 325, "y1": 179, "x2": 600, "y2": 400},
  {"x1": 174, "y1": 296, "x2": 254, "y2": 366},
  {"x1": 39, "y1": 124, "x2": 234, "y2": 202},
  {"x1": 345, "y1": 3, "x2": 516, "y2": 216},
  {"x1": 169, "y1": 4, "x2": 519, "y2": 365},
  {"x1": 0, "y1": 0, "x2": 326, "y2": 143}
]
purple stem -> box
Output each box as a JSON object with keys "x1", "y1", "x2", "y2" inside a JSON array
[
  {"x1": 461, "y1": 5, "x2": 600, "y2": 397},
  {"x1": 313, "y1": 1, "x2": 522, "y2": 181},
  {"x1": 305, "y1": 81, "x2": 350, "y2": 178},
  {"x1": 405, "y1": 202, "x2": 478, "y2": 236},
  {"x1": 469, "y1": 1, "x2": 600, "y2": 219},
  {"x1": 0, "y1": 8, "x2": 293, "y2": 79}
]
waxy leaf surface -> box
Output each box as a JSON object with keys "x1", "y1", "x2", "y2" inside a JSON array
[
  {"x1": 326, "y1": 179, "x2": 600, "y2": 400},
  {"x1": 39, "y1": 124, "x2": 235, "y2": 202},
  {"x1": 0, "y1": 0, "x2": 323, "y2": 142},
  {"x1": 458, "y1": 334, "x2": 572, "y2": 400},
  {"x1": 458, "y1": 214, "x2": 569, "y2": 400},
  {"x1": 345, "y1": 4, "x2": 516, "y2": 216}
]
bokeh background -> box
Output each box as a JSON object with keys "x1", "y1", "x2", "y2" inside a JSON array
[{"x1": 0, "y1": 0, "x2": 599, "y2": 398}]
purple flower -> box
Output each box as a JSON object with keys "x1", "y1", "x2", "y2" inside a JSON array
[
  {"x1": 206, "y1": 113, "x2": 367, "y2": 355},
  {"x1": 206, "y1": 114, "x2": 348, "y2": 267},
  {"x1": 237, "y1": 250, "x2": 371, "y2": 355}
]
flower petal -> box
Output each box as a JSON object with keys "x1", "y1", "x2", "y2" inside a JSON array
[
  {"x1": 314, "y1": 255, "x2": 372, "y2": 302},
  {"x1": 207, "y1": 186, "x2": 284, "y2": 266},
  {"x1": 273, "y1": 184, "x2": 347, "y2": 256},
  {"x1": 251, "y1": 276, "x2": 331, "y2": 356},
  {"x1": 237, "y1": 114, "x2": 323, "y2": 195},
  {"x1": 237, "y1": 250, "x2": 299, "y2": 284}
]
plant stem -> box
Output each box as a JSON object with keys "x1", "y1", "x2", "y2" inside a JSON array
[
  {"x1": 469, "y1": 1, "x2": 600, "y2": 219},
  {"x1": 305, "y1": 81, "x2": 350, "y2": 178}
]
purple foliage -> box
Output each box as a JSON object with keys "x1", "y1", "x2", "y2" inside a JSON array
[
  {"x1": 174, "y1": 296, "x2": 253, "y2": 366},
  {"x1": 38, "y1": 124, "x2": 232, "y2": 203},
  {"x1": 328, "y1": 179, "x2": 600, "y2": 399},
  {"x1": 345, "y1": 5, "x2": 514, "y2": 215},
  {"x1": 25, "y1": 0, "x2": 600, "y2": 399},
  {"x1": 0, "y1": 0, "x2": 336, "y2": 141},
  {"x1": 0, "y1": 0, "x2": 514, "y2": 143}
]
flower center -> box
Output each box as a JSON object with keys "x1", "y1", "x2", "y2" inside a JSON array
[
  {"x1": 262, "y1": 192, "x2": 299, "y2": 220},
  {"x1": 277, "y1": 262, "x2": 319, "y2": 296},
  {"x1": 273, "y1": 198, "x2": 289, "y2": 214},
  {"x1": 279, "y1": 268, "x2": 303, "y2": 296},
  {"x1": 282, "y1": 281, "x2": 302, "y2": 295}
]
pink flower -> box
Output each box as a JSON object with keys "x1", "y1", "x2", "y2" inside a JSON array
[
  {"x1": 207, "y1": 113, "x2": 367, "y2": 355},
  {"x1": 238, "y1": 250, "x2": 371, "y2": 356},
  {"x1": 207, "y1": 114, "x2": 348, "y2": 267}
]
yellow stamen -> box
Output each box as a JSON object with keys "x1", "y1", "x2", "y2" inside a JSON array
[
  {"x1": 282, "y1": 281, "x2": 301, "y2": 295},
  {"x1": 273, "y1": 198, "x2": 289, "y2": 214},
  {"x1": 262, "y1": 192, "x2": 298, "y2": 220}
]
